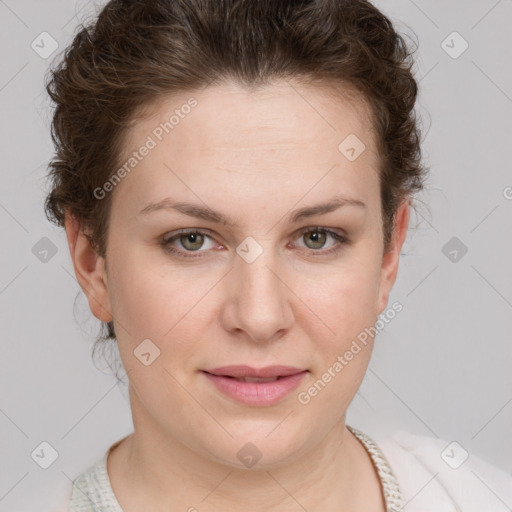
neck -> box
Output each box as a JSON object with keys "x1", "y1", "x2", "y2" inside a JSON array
[{"x1": 107, "y1": 391, "x2": 385, "y2": 511}]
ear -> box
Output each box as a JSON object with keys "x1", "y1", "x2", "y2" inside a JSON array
[
  {"x1": 377, "y1": 199, "x2": 410, "y2": 315},
  {"x1": 64, "y1": 213, "x2": 113, "y2": 324}
]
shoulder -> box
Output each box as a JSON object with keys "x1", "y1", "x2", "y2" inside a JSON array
[
  {"x1": 374, "y1": 429, "x2": 512, "y2": 512},
  {"x1": 68, "y1": 448, "x2": 124, "y2": 512},
  {"x1": 43, "y1": 479, "x2": 73, "y2": 512},
  {"x1": 49, "y1": 447, "x2": 122, "y2": 512}
]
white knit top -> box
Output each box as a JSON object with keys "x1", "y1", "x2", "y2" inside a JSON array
[
  {"x1": 68, "y1": 424, "x2": 404, "y2": 511},
  {"x1": 348, "y1": 425, "x2": 404, "y2": 510}
]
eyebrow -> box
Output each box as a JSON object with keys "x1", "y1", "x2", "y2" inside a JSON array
[{"x1": 138, "y1": 194, "x2": 366, "y2": 226}]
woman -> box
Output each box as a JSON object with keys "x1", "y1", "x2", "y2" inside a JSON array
[{"x1": 44, "y1": 0, "x2": 512, "y2": 510}]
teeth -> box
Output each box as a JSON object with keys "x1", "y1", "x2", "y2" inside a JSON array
[{"x1": 234, "y1": 376, "x2": 279, "y2": 383}]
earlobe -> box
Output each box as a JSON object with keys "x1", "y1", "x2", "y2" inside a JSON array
[
  {"x1": 64, "y1": 213, "x2": 113, "y2": 323},
  {"x1": 377, "y1": 200, "x2": 410, "y2": 314}
]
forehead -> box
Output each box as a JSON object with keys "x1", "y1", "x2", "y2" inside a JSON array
[
  {"x1": 113, "y1": 79, "x2": 381, "y2": 221},
  {"x1": 123, "y1": 78, "x2": 378, "y2": 160}
]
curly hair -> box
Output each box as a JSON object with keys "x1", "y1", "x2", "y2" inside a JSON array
[{"x1": 44, "y1": 0, "x2": 429, "y2": 360}]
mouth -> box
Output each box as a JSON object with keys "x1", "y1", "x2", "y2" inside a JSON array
[
  {"x1": 200, "y1": 367, "x2": 308, "y2": 406},
  {"x1": 203, "y1": 374, "x2": 287, "y2": 383},
  {"x1": 202, "y1": 364, "x2": 307, "y2": 379}
]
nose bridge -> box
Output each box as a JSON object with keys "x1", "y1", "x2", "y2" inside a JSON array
[
  {"x1": 227, "y1": 235, "x2": 292, "y2": 340},
  {"x1": 236, "y1": 235, "x2": 283, "y2": 303}
]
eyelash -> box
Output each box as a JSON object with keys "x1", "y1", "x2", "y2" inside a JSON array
[{"x1": 160, "y1": 227, "x2": 350, "y2": 259}]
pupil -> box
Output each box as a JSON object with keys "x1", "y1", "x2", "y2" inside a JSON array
[
  {"x1": 307, "y1": 231, "x2": 324, "y2": 248},
  {"x1": 182, "y1": 232, "x2": 203, "y2": 251}
]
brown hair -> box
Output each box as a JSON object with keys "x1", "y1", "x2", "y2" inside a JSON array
[{"x1": 44, "y1": 0, "x2": 429, "y2": 361}]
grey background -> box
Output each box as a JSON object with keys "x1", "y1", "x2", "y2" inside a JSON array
[{"x1": 1, "y1": 0, "x2": 511, "y2": 510}]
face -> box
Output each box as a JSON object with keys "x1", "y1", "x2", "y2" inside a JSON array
[{"x1": 67, "y1": 78, "x2": 409, "y2": 468}]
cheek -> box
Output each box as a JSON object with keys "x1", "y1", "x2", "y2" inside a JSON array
[
  {"x1": 295, "y1": 254, "x2": 382, "y2": 383},
  {"x1": 301, "y1": 257, "x2": 381, "y2": 328},
  {"x1": 297, "y1": 274, "x2": 378, "y2": 413},
  {"x1": 108, "y1": 234, "x2": 382, "y2": 354},
  {"x1": 108, "y1": 253, "x2": 209, "y2": 368},
  {"x1": 126, "y1": 359, "x2": 201, "y2": 446},
  {"x1": 107, "y1": 244, "x2": 183, "y2": 332}
]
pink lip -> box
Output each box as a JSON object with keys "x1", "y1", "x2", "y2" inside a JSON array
[
  {"x1": 202, "y1": 370, "x2": 308, "y2": 406},
  {"x1": 204, "y1": 365, "x2": 306, "y2": 379}
]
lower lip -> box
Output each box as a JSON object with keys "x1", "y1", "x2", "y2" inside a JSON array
[{"x1": 202, "y1": 371, "x2": 308, "y2": 406}]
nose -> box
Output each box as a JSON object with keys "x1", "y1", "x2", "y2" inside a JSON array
[{"x1": 221, "y1": 242, "x2": 295, "y2": 343}]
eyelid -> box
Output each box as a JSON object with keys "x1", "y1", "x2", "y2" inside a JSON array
[
  {"x1": 162, "y1": 226, "x2": 346, "y2": 242},
  {"x1": 161, "y1": 226, "x2": 350, "y2": 258},
  {"x1": 161, "y1": 227, "x2": 220, "y2": 250},
  {"x1": 162, "y1": 227, "x2": 216, "y2": 240}
]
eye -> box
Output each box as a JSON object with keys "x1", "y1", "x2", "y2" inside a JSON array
[
  {"x1": 161, "y1": 228, "x2": 217, "y2": 257},
  {"x1": 292, "y1": 227, "x2": 349, "y2": 256},
  {"x1": 160, "y1": 227, "x2": 350, "y2": 258}
]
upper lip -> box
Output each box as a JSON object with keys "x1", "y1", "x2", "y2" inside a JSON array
[{"x1": 203, "y1": 365, "x2": 307, "y2": 378}]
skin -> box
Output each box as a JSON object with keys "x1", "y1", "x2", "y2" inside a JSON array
[{"x1": 65, "y1": 78, "x2": 410, "y2": 512}]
